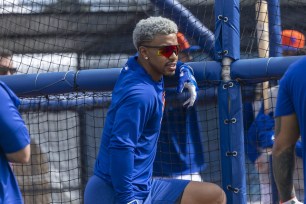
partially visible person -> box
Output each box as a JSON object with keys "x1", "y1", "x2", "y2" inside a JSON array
[
  {"x1": 282, "y1": 30, "x2": 305, "y2": 56},
  {"x1": 245, "y1": 86, "x2": 303, "y2": 203},
  {"x1": 153, "y1": 32, "x2": 205, "y2": 182},
  {"x1": 84, "y1": 16, "x2": 226, "y2": 204},
  {"x1": 0, "y1": 51, "x2": 16, "y2": 75},
  {"x1": 0, "y1": 51, "x2": 51, "y2": 203},
  {"x1": 272, "y1": 56, "x2": 306, "y2": 204},
  {"x1": 0, "y1": 50, "x2": 31, "y2": 204},
  {"x1": 176, "y1": 32, "x2": 201, "y2": 63},
  {"x1": 244, "y1": 30, "x2": 306, "y2": 204}
]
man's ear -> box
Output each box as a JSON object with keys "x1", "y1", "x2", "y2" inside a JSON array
[{"x1": 138, "y1": 46, "x2": 148, "y2": 59}]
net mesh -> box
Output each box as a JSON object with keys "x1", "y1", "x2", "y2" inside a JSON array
[{"x1": 0, "y1": 0, "x2": 305, "y2": 203}]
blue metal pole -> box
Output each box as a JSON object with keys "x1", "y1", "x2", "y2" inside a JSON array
[
  {"x1": 218, "y1": 81, "x2": 247, "y2": 204},
  {"x1": 0, "y1": 56, "x2": 303, "y2": 97},
  {"x1": 268, "y1": 0, "x2": 282, "y2": 57},
  {"x1": 215, "y1": 0, "x2": 246, "y2": 203}
]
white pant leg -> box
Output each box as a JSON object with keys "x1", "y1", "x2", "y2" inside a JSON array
[{"x1": 174, "y1": 173, "x2": 202, "y2": 182}]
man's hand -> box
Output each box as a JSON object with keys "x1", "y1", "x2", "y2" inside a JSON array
[
  {"x1": 281, "y1": 197, "x2": 303, "y2": 204},
  {"x1": 255, "y1": 149, "x2": 272, "y2": 174},
  {"x1": 177, "y1": 65, "x2": 198, "y2": 108}
]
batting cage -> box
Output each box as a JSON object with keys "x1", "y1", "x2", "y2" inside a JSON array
[{"x1": 0, "y1": 0, "x2": 305, "y2": 203}]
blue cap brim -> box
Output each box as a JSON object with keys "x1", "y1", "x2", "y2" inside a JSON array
[
  {"x1": 181, "y1": 45, "x2": 201, "y2": 53},
  {"x1": 282, "y1": 45, "x2": 299, "y2": 52}
]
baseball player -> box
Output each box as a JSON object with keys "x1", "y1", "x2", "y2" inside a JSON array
[
  {"x1": 0, "y1": 80, "x2": 31, "y2": 203},
  {"x1": 84, "y1": 16, "x2": 226, "y2": 204},
  {"x1": 153, "y1": 32, "x2": 205, "y2": 182}
]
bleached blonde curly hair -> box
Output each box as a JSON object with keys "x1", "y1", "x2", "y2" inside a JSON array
[{"x1": 133, "y1": 16, "x2": 178, "y2": 50}]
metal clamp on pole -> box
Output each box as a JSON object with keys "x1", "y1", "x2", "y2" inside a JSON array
[{"x1": 222, "y1": 57, "x2": 233, "y2": 82}]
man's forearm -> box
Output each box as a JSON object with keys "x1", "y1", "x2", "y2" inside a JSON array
[{"x1": 272, "y1": 145, "x2": 296, "y2": 202}]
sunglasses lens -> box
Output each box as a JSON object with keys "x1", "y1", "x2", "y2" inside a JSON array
[
  {"x1": 9, "y1": 69, "x2": 16, "y2": 74},
  {"x1": 0, "y1": 67, "x2": 16, "y2": 75},
  {"x1": 158, "y1": 46, "x2": 179, "y2": 58}
]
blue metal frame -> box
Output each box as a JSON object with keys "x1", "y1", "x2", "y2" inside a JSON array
[{"x1": 0, "y1": 1, "x2": 302, "y2": 203}]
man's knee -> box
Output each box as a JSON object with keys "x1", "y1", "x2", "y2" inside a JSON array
[{"x1": 181, "y1": 181, "x2": 226, "y2": 204}]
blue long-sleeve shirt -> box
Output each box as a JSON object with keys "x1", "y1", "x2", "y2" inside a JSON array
[{"x1": 94, "y1": 56, "x2": 165, "y2": 203}]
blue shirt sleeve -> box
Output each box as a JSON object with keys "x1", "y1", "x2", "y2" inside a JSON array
[
  {"x1": 109, "y1": 90, "x2": 155, "y2": 203},
  {"x1": 0, "y1": 83, "x2": 30, "y2": 154},
  {"x1": 175, "y1": 61, "x2": 184, "y2": 75},
  {"x1": 175, "y1": 61, "x2": 192, "y2": 77}
]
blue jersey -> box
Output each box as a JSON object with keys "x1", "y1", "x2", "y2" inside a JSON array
[
  {"x1": 0, "y1": 81, "x2": 30, "y2": 204},
  {"x1": 275, "y1": 56, "x2": 306, "y2": 201},
  {"x1": 246, "y1": 102, "x2": 302, "y2": 163},
  {"x1": 245, "y1": 104, "x2": 275, "y2": 162},
  {"x1": 94, "y1": 56, "x2": 165, "y2": 203},
  {"x1": 153, "y1": 90, "x2": 205, "y2": 177}
]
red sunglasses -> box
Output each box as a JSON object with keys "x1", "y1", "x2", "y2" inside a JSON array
[{"x1": 141, "y1": 45, "x2": 180, "y2": 58}]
